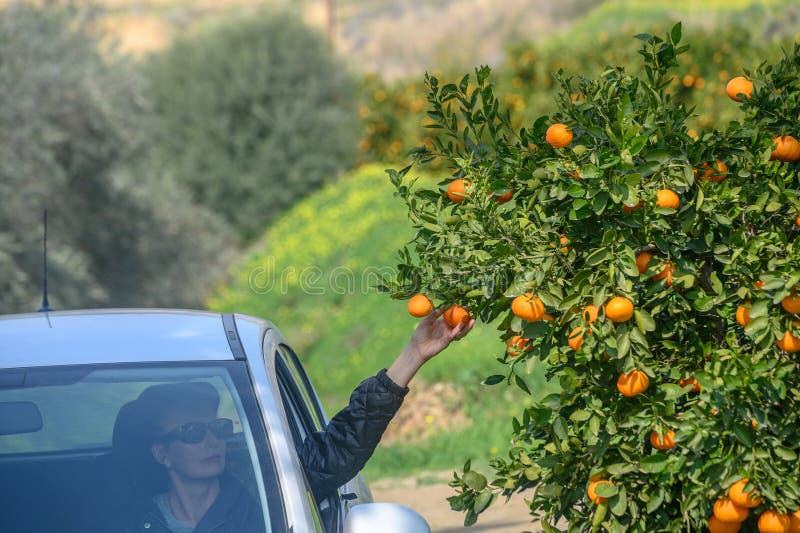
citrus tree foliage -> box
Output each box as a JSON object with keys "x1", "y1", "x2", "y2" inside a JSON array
[{"x1": 385, "y1": 25, "x2": 800, "y2": 531}]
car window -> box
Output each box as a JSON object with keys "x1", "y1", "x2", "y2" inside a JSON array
[{"x1": 0, "y1": 362, "x2": 285, "y2": 533}]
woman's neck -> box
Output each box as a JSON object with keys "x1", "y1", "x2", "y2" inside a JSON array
[{"x1": 166, "y1": 476, "x2": 221, "y2": 527}]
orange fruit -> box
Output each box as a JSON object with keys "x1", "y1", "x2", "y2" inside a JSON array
[
  {"x1": 582, "y1": 304, "x2": 599, "y2": 324},
  {"x1": 447, "y1": 179, "x2": 469, "y2": 203},
  {"x1": 680, "y1": 377, "x2": 701, "y2": 392},
  {"x1": 546, "y1": 123, "x2": 573, "y2": 148},
  {"x1": 407, "y1": 294, "x2": 434, "y2": 317},
  {"x1": 726, "y1": 76, "x2": 754, "y2": 102},
  {"x1": 623, "y1": 199, "x2": 644, "y2": 213},
  {"x1": 698, "y1": 160, "x2": 729, "y2": 183},
  {"x1": 495, "y1": 189, "x2": 513, "y2": 203},
  {"x1": 728, "y1": 479, "x2": 762, "y2": 508},
  {"x1": 736, "y1": 303, "x2": 752, "y2": 327},
  {"x1": 788, "y1": 510, "x2": 800, "y2": 533},
  {"x1": 796, "y1": 215, "x2": 800, "y2": 228},
  {"x1": 776, "y1": 330, "x2": 800, "y2": 353},
  {"x1": 605, "y1": 296, "x2": 634, "y2": 323},
  {"x1": 709, "y1": 515, "x2": 742, "y2": 533},
  {"x1": 781, "y1": 295, "x2": 800, "y2": 314},
  {"x1": 652, "y1": 261, "x2": 674, "y2": 287},
  {"x1": 617, "y1": 369, "x2": 649, "y2": 397},
  {"x1": 636, "y1": 251, "x2": 653, "y2": 274},
  {"x1": 511, "y1": 294, "x2": 545, "y2": 322},
  {"x1": 713, "y1": 497, "x2": 749, "y2": 523},
  {"x1": 542, "y1": 313, "x2": 555, "y2": 322},
  {"x1": 770, "y1": 135, "x2": 800, "y2": 162},
  {"x1": 656, "y1": 189, "x2": 680, "y2": 209},
  {"x1": 758, "y1": 510, "x2": 791, "y2": 533},
  {"x1": 506, "y1": 335, "x2": 531, "y2": 358},
  {"x1": 443, "y1": 304, "x2": 471, "y2": 327},
  {"x1": 587, "y1": 479, "x2": 613, "y2": 505},
  {"x1": 649, "y1": 429, "x2": 676, "y2": 450},
  {"x1": 487, "y1": 188, "x2": 514, "y2": 203},
  {"x1": 568, "y1": 327, "x2": 584, "y2": 351},
  {"x1": 754, "y1": 280, "x2": 765, "y2": 290}
]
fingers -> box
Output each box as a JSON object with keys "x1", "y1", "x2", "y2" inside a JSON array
[
  {"x1": 421, "y1": 306, "x2": 445, "y2": 325},
  {"x1": 449, "y1": 318, "x2": 476, "y2": 341}
]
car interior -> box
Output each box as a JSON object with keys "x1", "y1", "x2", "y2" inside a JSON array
[{"x1": 0, "y1": 388, "x2": 264, "y2": 533}]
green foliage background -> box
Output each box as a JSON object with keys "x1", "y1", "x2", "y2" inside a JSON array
[
  {"x1": 0, "y1": 4, "x2": 231, "y2": 313},
  {"x1": 357, "y1": 3, "x2": 799, "y2": 165}
]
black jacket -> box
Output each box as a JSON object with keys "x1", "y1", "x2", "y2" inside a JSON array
[
  {"x1": 113, "y1": 476, "x2": 263, "y2": 533},
  {"x1": 112, "y1": 369, "x2": 407, "y2": 532},
  {"x1": 302, "y1": 368, "x2": 408, "y2": 500}
]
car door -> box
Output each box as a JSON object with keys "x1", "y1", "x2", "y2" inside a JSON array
[{"x1": 274, "y1": 344, "x2": 344, "y2": 533}]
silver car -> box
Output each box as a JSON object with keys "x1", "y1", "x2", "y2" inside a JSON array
[{"x1": 0, "y1": 309, "x2": 430, "y2": 533}]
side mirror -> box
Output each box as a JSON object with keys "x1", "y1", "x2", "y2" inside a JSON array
[{"x1": 344, "y1": 502, "x2": 430, "y2": 533}]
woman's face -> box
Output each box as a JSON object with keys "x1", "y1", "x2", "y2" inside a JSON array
[{"x1": 151, "y1": 407, "x2": 227, "y2": 482}]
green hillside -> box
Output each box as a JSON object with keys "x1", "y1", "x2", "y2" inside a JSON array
[{"x1": 208, "y1": 164, "x2": 554, "y2": 478}]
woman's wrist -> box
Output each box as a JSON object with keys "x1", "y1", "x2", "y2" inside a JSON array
[{"x1": 385, "y1": 346, "x2": 426, "y2": 388}]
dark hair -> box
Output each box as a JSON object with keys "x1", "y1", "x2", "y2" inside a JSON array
[{"x1": 135, "y1": 381, "x2": 221, "y2": 443}]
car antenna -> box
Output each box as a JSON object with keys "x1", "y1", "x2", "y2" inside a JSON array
[{"x1": 37, "y1": 208, "x2": 54, "y2": 313}]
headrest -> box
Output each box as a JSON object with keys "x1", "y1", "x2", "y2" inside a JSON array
[{"x1": 111, "y1": 398, "x2": 167, "y2": 496}]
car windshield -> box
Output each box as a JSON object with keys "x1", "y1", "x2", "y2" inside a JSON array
[{"x1": 0, "y1": 362, "x2": 285, "y2": 533}]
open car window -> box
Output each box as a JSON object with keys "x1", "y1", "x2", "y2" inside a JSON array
[{"x1": 0, "y1": 362, "x2": 286, "y2": 533}]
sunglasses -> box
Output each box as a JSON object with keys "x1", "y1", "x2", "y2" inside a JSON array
[{"x1": 157, "y1": 418, "x2": 233, "y2": 445}]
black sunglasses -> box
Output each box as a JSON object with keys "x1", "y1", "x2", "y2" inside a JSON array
[{"x1": 157, "y1": 418, "x2": 233, "y2": 444}]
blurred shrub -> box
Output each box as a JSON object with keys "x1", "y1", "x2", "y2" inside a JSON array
[
  {"x1": 0, "y1": 3, "x2": 232, "y2": 313},
  {"x1": 145, "y1": 10, "x2": 359, "y2": 239}
]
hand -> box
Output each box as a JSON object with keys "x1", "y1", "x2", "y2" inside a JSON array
[
  {"x1": 386, "y1": 307, "x2": 476, "y2": 387},
  {"x1": 405, "y1": 307, "x2": 476, "y2": 363}
]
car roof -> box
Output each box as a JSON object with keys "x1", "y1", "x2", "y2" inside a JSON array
[{"x1": 0, "y1": 309, "x2": 259, "y2": 369}]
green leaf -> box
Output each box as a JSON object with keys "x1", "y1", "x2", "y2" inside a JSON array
[
  {"x1": 482, "y1": 375, "x2": 505, "y2": 386},
  {"x1": 514, "y1": 374, "x2": 532, "y2": 395},
  {"x1": 640, "y1": 454, "x2": 668, "y2": 474},
  {"x1": 463, "y1": 471, "x2": 488, "y2": 491},
  {"x1": 553, "y1": 416, "x2": 569, "y2": 440},
  {"x1": 634, "y1": 309, "x2": 656, "y2": 333},
  {"x1": 463, "y1": 508, "x2": 478, "y2": 527},
  {"x1": 610, "y1": 485, "x2": 628, "y2": 516},
  {"x1": 670, "y1": 22, "x2": 682, "y2": 44},
  {"x1": 617, "y1": 331, "x2": 631, "y2": 358},
  {"x1": 660, "y1": 384, "x2": 686, "y2": 401},
  {"x1": 775, "y1": 446, "x2": 798, "y2": 461},
  {"x1": 733, "y1": 422, "x2": 753, "y2": 447},
  {"x1": 595, "y1": 482, "x2": 618, "y2": 498},
  {"x1": 592, "y1": 502, "x2": 608, "y2": 530},
  {"x1": 586, "y1": 247, "x2": 610, "y2": 266},
  {"x1": 473, "y1": 491, "x2": 494, "y2": 514}
]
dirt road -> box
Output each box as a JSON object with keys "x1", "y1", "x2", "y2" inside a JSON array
[{"x1": 370, "y1": 473, "x2": 540, "y2": 533}]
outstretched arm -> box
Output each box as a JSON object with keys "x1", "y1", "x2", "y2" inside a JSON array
[{"x1": 301, "y1": 307, "x2": 475, "y2": 499}]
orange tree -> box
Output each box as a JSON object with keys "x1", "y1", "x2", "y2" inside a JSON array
[{"x1": 383, "y1": 25, "x2": 800, "y2": 531}]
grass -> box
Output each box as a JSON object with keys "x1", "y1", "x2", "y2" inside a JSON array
[{"x1": 208, "y1": 163, "x2": 557, "y2": 479}]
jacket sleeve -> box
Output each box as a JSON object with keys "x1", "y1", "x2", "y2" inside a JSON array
[{"x1": 299, "y1": 368, "x2": 408, "y2": 500}]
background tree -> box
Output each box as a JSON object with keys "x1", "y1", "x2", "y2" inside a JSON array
[
  {"x1": 145, "y1": 9, "x2": 360, "y2": 239},
  {"x1": 0, "y1": 3, "x2": 231, "y2": 313}
]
